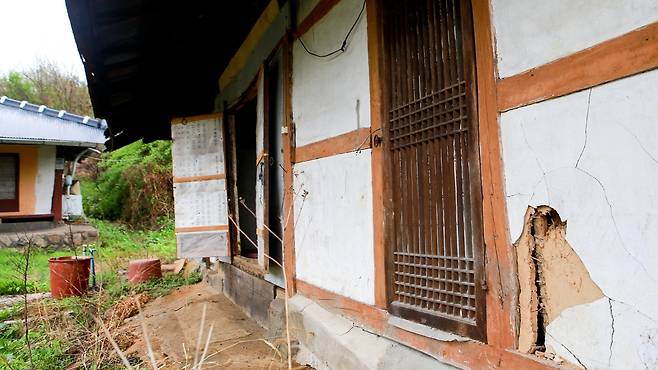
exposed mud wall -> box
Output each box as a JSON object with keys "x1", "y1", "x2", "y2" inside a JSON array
[
  {"x1": 501, "y1": 69, "x2": 658, "y2": 369},
  {"x1": 515, "y1": 206, "x2": 604, "y2": 354}
]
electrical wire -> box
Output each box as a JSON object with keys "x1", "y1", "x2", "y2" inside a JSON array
[{"x1": 298, "y1": 0, "x2": 367, "y2": 58}]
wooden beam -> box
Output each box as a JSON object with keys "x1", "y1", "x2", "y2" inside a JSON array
[
  {"x1": 171, "y1": 112, "x2": 223, "y2": 125},
  {"x1": 173, "y1": 174, "x2": 226, "y2": 183},
  {"x1": 175, "y1": 225, "x2": 228, "y2": 233},
  {"x1": 365, "y1": 0, "x2": 387, "y2": 309},
  {"x1": 472, "y1": 0, "x2": 517, "y2": 349},
  {"x1": 219, "y1": 0, "x2": 281, "y2": 90},
  {"x1": 51, "y1": 169, "x2": 63, "y2": 221},
  {"x1": 294, "y1": 0, "x2": 341, "y2": 38},
  {"x1": 498, "y1": 21, "x2": 658, "y2": 112},
  {"x1": 282, "y1": 37, "x2": 297, "y2": 297},
  {"x1": 294, "y1": 128, "x2": 371, "y2": 163}
]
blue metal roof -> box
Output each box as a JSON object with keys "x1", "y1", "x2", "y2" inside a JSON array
[
  {"x1": 0, "y1": 96, "x2": 107, "y2": 130},
  {"x1": 0, "y1": 96, "x2": 107, "y2": 148}
]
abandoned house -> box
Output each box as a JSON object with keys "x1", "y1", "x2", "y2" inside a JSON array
[
  {"x1": 0, "y1": 96, "x2": 105, "y2": 247},
  {"x1": 67, "y1": 0, "x2": 658, "y2": 369}
]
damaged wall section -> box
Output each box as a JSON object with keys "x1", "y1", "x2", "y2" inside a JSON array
[
  {"x1": 501, "y1": 69, "x2": 658, "y2": 369},
  {"x1": 515, "y1": 205, "x2": 603, "y2": 356}
]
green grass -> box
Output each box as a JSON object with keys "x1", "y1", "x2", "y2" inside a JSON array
[
  {"x1": 0, "y1": 217, "x2": 197, "y2": 370},
  {"x1": 0, "y1": 324, "x2": 71, "y2": 370},
  {"x1": 0, "y1": 218, "x2": 176, "y2": 296},
  {"x1": 0, "y1": 271, "x2": 202, "y2": 370},
  {"x1": 0, "y1": 249, "x2": 70, "y2": 294}
]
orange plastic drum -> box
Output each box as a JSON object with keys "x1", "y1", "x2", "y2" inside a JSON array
[
  {"x1": 127, "y1": 258, "x2": 162, "y2": 284},
  {"x1": 49, "y1": 256, "x2": 91, "y2": 299}
]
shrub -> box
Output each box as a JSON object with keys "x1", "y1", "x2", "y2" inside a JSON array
[{"x1": 82, "y1": 140, "x2": 173, "y2": 229}]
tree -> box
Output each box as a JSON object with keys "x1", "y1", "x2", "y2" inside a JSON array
[
  {"x1": 0, "y1": 71, "x2": 36, "y2": 102},
  {"x1": 0, "y1": 59, "x2": 93, "y2": 117}
]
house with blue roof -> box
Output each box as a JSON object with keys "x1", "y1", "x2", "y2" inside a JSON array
[{"x1": 0, "y1": 95, "x2": 106, "y2": 226}]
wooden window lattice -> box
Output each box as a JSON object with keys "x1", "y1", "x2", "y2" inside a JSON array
[{"x1": 384, "y1": 0, "x2": 486, "y2": 340}]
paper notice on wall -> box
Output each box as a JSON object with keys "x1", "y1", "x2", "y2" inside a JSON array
[
  {"x1": 173, "y1": 179, "x2": 228, "y2": 228},
  {"x1": 171, "y1": 115, "x2": 229, "y2": 259},
  {"x1": 171, "y1": 118, "x2": 225, "y2": 178},
  {"x1": 176, "y1": 231, "x2": 228, "y2": 259}
]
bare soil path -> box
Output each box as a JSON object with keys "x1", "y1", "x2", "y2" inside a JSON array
[{"x1": 122, "y1": 282, "x2": 304, "y2": 369}]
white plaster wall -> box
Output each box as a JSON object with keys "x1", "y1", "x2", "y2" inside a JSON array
[
  {"x1": 491, "y1": 0, "x2": 658, "y2": 78},
  {"x1": 500, "y1": 69, "x2": 658, "y2": 369},
  {"x1": 34, "y1": 145, "x2": 55, "y2": 214},
  {"x1": 293, "y1": 150, "x2": 375, "y2": 305},
  {"x1": 292, "y1": 0, "x2": 370, "y2": 146}
]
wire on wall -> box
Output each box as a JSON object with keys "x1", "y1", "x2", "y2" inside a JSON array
[{"x1": 298, "y1": 0, "x2": 367, "y2": 58}]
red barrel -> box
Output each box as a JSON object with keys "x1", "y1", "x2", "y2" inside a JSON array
[
  {"x1": 127, "y1": 258, "x2": 162, "y2": 284},
  {"x1": 49, "y1": 256, "x2": 91, "y2": 299}
]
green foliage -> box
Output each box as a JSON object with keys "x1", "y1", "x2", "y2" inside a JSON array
[
  {"x1": 82, "y1": 140, "x2": 174, "y2": 229},
  {"x1": 0, "y1": 218, "x2": 186, "y2": 369},
  {"x1": 0, "y1": 249, "x2": 69, "y2": 295},
  {"x1": 0, "y1": 280, "x2": 39, "y2": 296},
  {"x1": 0, "y1": 324, "x2": 71, "y2": 370},
  {"x1": 0, "y1": 72, "x2": 35, "y2": 101},
  {"x1": 0, "y1": 60, "x2": 92, "y2": 116},
  {"x1": 0, "y1": 219, "x2": 176, "y2": 297}
]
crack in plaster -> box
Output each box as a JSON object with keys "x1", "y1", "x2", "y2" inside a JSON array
[
  {"x1": 608, "y1": 298, "x2": 615, "y2": 369},
  {"x1": 575, "y1": 88, "x2": 593, "y2": 168},
  {"x1": 521, "y1": 121, "x2": 552, "y2": 204},
  {"x1": 339, "y1": 323, "x2": 357, "y2": 336},
  {"x1": 573, "y1": 166, "x2": 657, "y2": 285},
  {"x1": 506, "y1": 192, "x2": 529, "y2": 198},
  {"x1": 608, "y1": 298, "x2": 658, "y2": 325},
  {"x1": 525, "y1": 165, "x2": 657, "y2": 286},
  {"x1": 546, "y1": 331, "x2": 588, "y2": 369},
  {"x1": 615, "y1": 122, "x2": 658, "y2": 166}
]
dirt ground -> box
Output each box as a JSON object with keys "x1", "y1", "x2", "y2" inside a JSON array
[{"x1": 121, "y1": 282, "x2": 306, "y2": 369}]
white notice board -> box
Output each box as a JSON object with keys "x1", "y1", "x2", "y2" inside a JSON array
[{"x1": 171, "y1": 114, "x2": 229, "y2": 260}]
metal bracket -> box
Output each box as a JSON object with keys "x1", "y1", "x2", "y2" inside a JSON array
[{"x1": 372, "y1": 134, "x2": 383, "y2": 148}]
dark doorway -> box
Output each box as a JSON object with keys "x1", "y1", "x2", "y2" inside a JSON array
[
  {"x1": 235, "y1": 99, "x2": 258, "y2": 258},
  {"x1": 266, "y1": 51, "x2": 285, "y2": 268},
  {"x1": 0, "y1": 154, "x2": 19, "y2": 212}
]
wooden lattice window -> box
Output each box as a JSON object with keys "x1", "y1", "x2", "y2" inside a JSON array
[
  {"x1": 383, "y1": 0, "x2": 486, "y2": 340},
  {"x1": 0, "y1": 154, "x2": 19, "y2": 212}
]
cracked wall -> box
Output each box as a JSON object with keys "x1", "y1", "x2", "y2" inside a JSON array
[
  {"x1": 515, "y1": 205, "x2": 604, "y2": 355},
  {"x1": 291, "y1": 0, "x2": 375, "y2": 305},
  {"x1": 500, "y1": 69, "x2": 658, "y2": 369}
]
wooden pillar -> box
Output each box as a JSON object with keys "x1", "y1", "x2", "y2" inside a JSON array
[{"x1": 52, "y1": 158, "x2": 65, "y2": 221}]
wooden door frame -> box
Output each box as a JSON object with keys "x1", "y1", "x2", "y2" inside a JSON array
[
  {"x1": 225, "y1": 80, "x2": 259, "y2": 260},
  {"x1": 367, "y1": 0, "x2": 517, "y2": 347}
]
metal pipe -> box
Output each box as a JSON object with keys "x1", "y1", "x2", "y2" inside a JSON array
[{"x1": 67, "y1": 148, "x2": 101, "y2": 195}]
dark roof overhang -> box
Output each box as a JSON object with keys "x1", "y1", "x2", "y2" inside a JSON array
[{"x1": 66, "y1": 0, "x2": 271, "y2": 148}]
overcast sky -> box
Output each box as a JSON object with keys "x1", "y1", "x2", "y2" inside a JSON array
[{"x1": 0, "y1": 0, "x2": 86, "y2": 80}]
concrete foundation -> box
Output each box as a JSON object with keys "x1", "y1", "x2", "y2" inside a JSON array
[
  {"x1": 0, "y1": 223, "x2": 98, "y2": 249},
  {"x1": 205, "y1": 261, "x2": 286, "y2": 337},
  {"x1": 289, "y1": 295, "x2": 458, "y2": 370}
]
